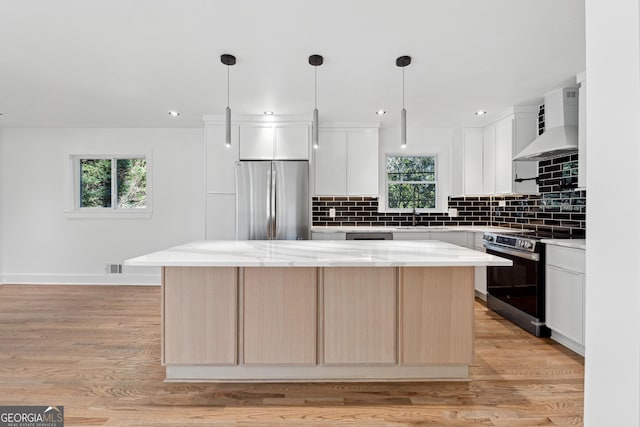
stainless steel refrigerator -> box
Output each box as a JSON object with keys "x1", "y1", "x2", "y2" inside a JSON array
[{"x1": 236, "y1": 161, "x2": 310, "y2": 240}]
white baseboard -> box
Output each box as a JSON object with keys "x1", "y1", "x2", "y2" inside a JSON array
[
  {"x1": 1, "y1": 273, "x2": 161, "y2": 286},
  {"x1": 550, "y1": 331, "x2": 585, "y2": 356},
  {"x1": 474, "y1": 290, "x2": 487, "y2": 301}
]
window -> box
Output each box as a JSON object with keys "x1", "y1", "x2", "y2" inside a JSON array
[
  {"x1": 67, "y1": 150, "x2": 152, "y2": 218},
  {"x1": 386, "y1": 155, "x2": 437, "y2": 210},
  {"x1": 80, "y1": 158, "x2": 147, "y2": 208}
]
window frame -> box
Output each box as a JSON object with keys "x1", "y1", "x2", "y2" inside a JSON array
[
  {"x1": 385, "y1": 153, "x2": 439, "y2": 212},
  {"x1": 65, "y1": 149, "x2": 153, "y2": 219}
]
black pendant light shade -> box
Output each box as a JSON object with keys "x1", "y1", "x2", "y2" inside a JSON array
[
  {"x1": 309, "y1": 54, "x2": 323, "y2": 149},
  {"x1": 221, "y1": 54, "x2": 236, "y2": 147},
  {"x1": 397, "y1": 55, "x2": 411, "y2": 148}
]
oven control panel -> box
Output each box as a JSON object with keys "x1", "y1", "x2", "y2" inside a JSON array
[{"x1": 482, "y1": 232, "x2": 539, "y2": 253}]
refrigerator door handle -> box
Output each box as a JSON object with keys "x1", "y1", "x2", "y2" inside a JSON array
[
  {"x1": 266, "y1": 167, "x2": 272, "y2": 240},
  {"x1": 271, "y1": 166, "x2": 277, "y2": 239}
]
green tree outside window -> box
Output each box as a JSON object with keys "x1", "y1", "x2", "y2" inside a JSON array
[
  {"x1": 80, "y1": 158, "x2": 147, "y2": 209},
  {"x1": 387, "y1": 156, "x2": 436, "y2": 209}
]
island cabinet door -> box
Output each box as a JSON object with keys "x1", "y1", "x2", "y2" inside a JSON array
[
  {"x1": 322, "y1": 267, "x2": 396, "y2": 365},
  {"x1": 400, "y1": 267, "x2": 474, "y2": 365},
  {"x1": 163, "y1": 267, "x2": 237, "y2": 365},
  {"x1": 242, "y1": 267, "x2": 317, "y2": 365}
]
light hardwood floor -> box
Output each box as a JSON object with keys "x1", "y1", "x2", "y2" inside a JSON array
[{"x1": 0, "y1": 285, "x2": 584, "y2": 426}]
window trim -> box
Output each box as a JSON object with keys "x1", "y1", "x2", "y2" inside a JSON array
[
  {"x1": 65, "y1": 148, "x2": 153, "y2": 219},
  {"x1": 385, "y1": 153, "x2": 439, "y2": 212}
]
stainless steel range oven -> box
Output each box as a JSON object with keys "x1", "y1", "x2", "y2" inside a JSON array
[{"x1": 482, "y1": 232, "x2": 550, "y2": 337}]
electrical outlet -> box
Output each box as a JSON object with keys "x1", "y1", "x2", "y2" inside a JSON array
[
  {"x1": 448, "y1": 208, "x2": 458, "y2": 217},
  {"x1": 329, "y1": 208, "x2": 336, "y2": 218},
  {"x1": 498, "y1": 200, "x2": 506, "y2": 207}
]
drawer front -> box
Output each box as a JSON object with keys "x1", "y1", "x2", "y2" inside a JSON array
[{"x1": 546, "y1": 245, "x2": 586, "y2": 273}]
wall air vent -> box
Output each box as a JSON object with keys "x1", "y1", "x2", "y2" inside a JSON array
[{"x1": 105, "y1": 264, "x2": 123, "y2": 275}]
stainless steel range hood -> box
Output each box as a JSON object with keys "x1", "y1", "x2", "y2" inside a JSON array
[{"x1": 514, "y1": 87, "x2": 579, "y2": 161}]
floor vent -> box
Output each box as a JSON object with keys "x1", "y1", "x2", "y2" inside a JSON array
[{"x1": 106, "y1": 264, "x2": 123, "y2": 275}]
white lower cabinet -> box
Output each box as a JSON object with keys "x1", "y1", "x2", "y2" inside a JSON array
[
  {"x1": 393, "y1": 231, "x2": 430, "y2": 240},
  {"x1": 545, "y1": 244, "x2": 585, "y2": 355},
  {"x1": 429, "y1": 231, "x2": 470, "y2": 247},
  {"x1": 473, "y1": 232, "x2": 487, "y2": 300},
  {"x1": 311, "y1": 231, "x2": 346, "y2": 240}
]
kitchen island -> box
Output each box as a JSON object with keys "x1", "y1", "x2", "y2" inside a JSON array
[{"x1": 125, "y1": 240, "x2": 511, "y2": 382}]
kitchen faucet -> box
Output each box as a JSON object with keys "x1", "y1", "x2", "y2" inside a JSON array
[{"x1": 412, "y1": 207, "x2": 419, "y2": 226}]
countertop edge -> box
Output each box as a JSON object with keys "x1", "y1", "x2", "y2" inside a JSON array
[{"x1": 540, "y1": 239, "x2": 586, "y2": 250}]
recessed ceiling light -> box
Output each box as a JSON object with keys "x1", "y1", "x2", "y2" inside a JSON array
[
  {"x1": 376, "y1": 110, "x2": 386, "y2": 115},
  {"x1": 168, "y1": 110, "x2": 180, "y2": 117},
  {"x1": 264, "y1": 111, "x2": 274, "y2": 115},
  {"x1": 475, "y1": 110, "x2": 487, "y2": 116}
]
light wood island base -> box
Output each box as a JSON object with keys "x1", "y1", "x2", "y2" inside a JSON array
[{"x1": 162, "y1": 266, "x2": 474, "y2": 382}]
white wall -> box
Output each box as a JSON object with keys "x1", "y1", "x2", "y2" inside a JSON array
[
  {"x1": 378, "y1": 127, "x2": 453, "y2": 212},
  {"x1": 1, "y1": 128, "x2": 204, "y2": 285},
  {"x1": 584, "y1": 0, "x2": 640, "y2": 425}
]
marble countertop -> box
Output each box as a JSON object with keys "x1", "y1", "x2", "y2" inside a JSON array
[
  {"x1": 125, "y1": 240, "x2": 513, "y2": 268},
  {"x1": 311, "y1": 226, "x2": 527, "y2": 234},
  {"x1": 541, "y1": 239, "x2": 586, "y2": 250}
]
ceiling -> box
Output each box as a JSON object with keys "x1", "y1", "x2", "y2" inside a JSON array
[{"x1": 0, "y1": 0, "x2": 585, "y2": 129}]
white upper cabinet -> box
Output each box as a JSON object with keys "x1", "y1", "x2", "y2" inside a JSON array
[
  {"x1": 239, "y1": 126, "x2": 274, "y2": 160},
  {"x1": 314, "y1": 131, "x2": 347, "y2": 195},
  {"x1": 314, "y1": 128, "x2": 379, "y2": 196},
  {"x1": 482, "y1": 126, "x2": 496, "y2": 194},
  {"x1": 494, "y1": 117, "x2": 513, "y2": 194},
  {"x1": 453, "y1": 110, "x2": 538, "y2": 196},
  {"x1": 205, "y1": 123, "x2": 239, "y2": 194},
  {"x1": 239, "y1": 124, "x2": 310, "y2": 160},
  {"x1": 463, "y1": 131, "x2": 484, "y2": 195},
  {"x1": 275, "y1": 126, "x2": 310, "y2": 160},
  {"x1": 346, "y1": 130, "x2": 378, "y2": 195}
]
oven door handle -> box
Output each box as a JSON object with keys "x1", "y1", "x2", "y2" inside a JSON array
[{"x1": 484, "y1": 243, "x2": 540, "y2": 261}]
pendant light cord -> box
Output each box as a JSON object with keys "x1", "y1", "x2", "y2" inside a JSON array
[
  {"x1": 227, "y1": 65, "x2": 230, "y2": 108},
  {"x1": 314, "y1": 67, "x2": 318, "y2": 109},
  {"x1": 402, "y1": 67, "x2": 405, "y2": 109}
]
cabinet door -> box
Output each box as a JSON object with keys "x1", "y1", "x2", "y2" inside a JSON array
[
  {"x1": 392, "y1": 232, "x2": 430, "y2": 240},
  {"x1": 314, "y1": 131, "x2": 347, "y2": 195},
  {"x1": 482, "y1": 126, "x2": 496, "y2": 194},
  {"x1": 205, "y1": 123, "x2": 239, "y2": 193},
  {"x1": 401, "y1": 267, "x2": 474, "y2": 364},
  {"x1": 494, "y1": 118, "x2": 514, "y2": 194},
  {"x1": 546, "y1": 266, "x2": 585, "y2": 345},
  {"x1": 239, "y1": 125, "x2": 274, "y2": 160},
  {"x1": 274, "y1": 125, "x2": 309, "y2": 160},
  {"x1": 429, "y1": 231, "x2": 469, "y2": 247},
  {"x1": 323, "y1": 267, "x2": 396, "y2": 364},
  {"x1": 206, "y1": 194, "x2": 236, "y2": 240},
  {"x1": 463, "y1": 131, "x2": 484, "y2": 194},
  {"x1": 164, "y1": 267, "x2": 237, "y2": 364},
  {"x1": 346, "y1": 130, "x2": 378, "y2": 195},
  {"x1": 311, "y1": 231, "x2": 347, "y2": 240},
  {"x1": 243, "y1": 267, "x2": 317, "y2": 365}
]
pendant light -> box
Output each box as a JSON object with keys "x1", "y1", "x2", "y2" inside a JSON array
[
  {"x1": 221, "y1": 54, "x2": 236, "y2": 148},
  {"x1": 309, "y1": 54, "x2": 323, "y2": 149},
  {"x1": 396, "y1": 55, "x2": 411, "y2": 149}
]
